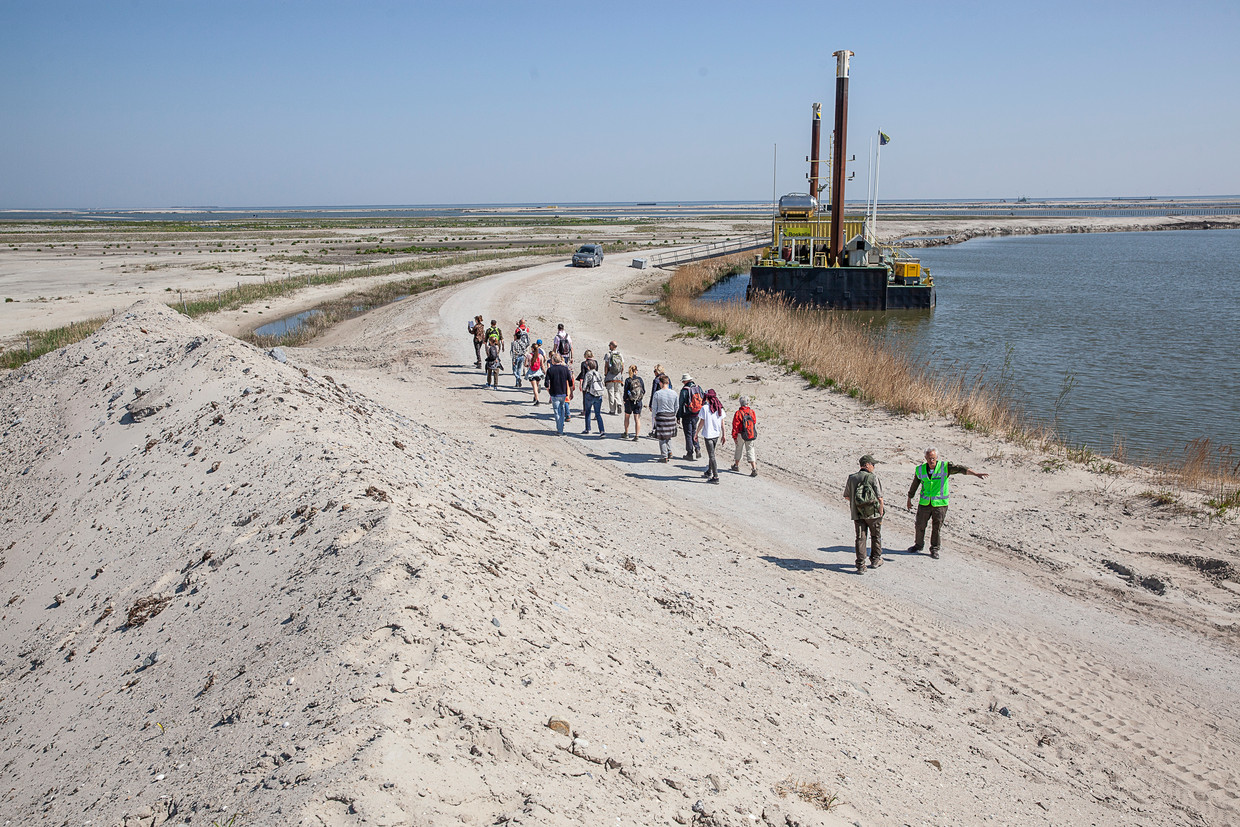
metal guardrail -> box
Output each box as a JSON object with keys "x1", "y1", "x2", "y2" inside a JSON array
[{"x1": 646, "y1": 234, "x2": 769, "y2": 268}]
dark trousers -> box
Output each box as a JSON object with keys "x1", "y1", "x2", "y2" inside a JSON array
[
  {"x1": 703, "y1": 437, "x2": 719, "y2": 478},
  {"x1": 913, "y1": 504, "x2": 948, "y2": 551},
  {"x1": 681, "y1": 416, "x2": 699, "y2": 455},
  {"x1": 473, "y1": 340, "x2": 483, "y2": 365},
  {"x1": 855, "y1": 518, "x2": 882, "y2": 566}
]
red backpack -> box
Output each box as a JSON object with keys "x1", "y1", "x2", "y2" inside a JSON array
[
  {"x1": 739, "y1": 409, "x2": 757, "y2": 441},
  {"x1": 686, "y1": 385, "x2": 704, "y2": 415}
]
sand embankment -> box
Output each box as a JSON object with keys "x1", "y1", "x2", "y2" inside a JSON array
[{"x1": 2, "y1": 251, "x2": 1239, "y2": 825}]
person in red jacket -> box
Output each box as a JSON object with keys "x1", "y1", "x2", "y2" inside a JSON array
[{"x1": 730, "y1": 396, "x2": 758, "y2": 477}]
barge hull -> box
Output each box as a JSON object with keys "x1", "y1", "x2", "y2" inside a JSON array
[{"x1": 748, "y1": 265, "x2": 935, "y2": 310}]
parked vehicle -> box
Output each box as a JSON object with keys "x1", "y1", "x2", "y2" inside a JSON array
[{"x1": 572, "y1": 244, "x2": 604, "y2": 267}]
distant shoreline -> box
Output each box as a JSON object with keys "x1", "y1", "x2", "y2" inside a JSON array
[{"x1": 883, "y1": 214, "x2": 1240, "y2": 247}]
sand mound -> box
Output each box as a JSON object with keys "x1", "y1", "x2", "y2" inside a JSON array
[{"x1": 1, "y1": 302, "x2": 853, "y2": 826}]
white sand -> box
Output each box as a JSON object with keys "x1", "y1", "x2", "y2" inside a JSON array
[{"x1": 1, "y1": 250, "x2": 1238, "y2": 826}]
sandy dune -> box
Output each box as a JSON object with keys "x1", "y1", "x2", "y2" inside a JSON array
[{"x1": 2, "y1": 252, "x2": 1238, "y2": 826}]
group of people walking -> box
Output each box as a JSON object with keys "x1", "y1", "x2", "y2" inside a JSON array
[
  {"x1": 471, "y1": 316, "x2": 988, "y2": 571},
  {"x1": 468, "y1": 316, "x2": 760, "y2": 480}
]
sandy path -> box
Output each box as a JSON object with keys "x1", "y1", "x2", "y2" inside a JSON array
[{"x1": 306, "y1": 257, "x2": 1240, "y2": 822}]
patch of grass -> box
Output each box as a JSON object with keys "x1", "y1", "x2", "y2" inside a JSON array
[
  {"x1": 773, "y1": 777, "x2": 841, "y2": 811},
  {"x1": 1066, "y1": 444, "x2": 1095, "y2": 464},
  {"x1": 1141, "y1": 489, "x2": 1179, "y2": 506},
  {"x1": 1205, "y1": 488, "x2": 1240, "y2": 519},
  {"x1": 1039, "y1": 458, "x2": 1066, "y2": 473},
  {"x1": 0, "y1": 318, "x2": 110, "y2": 370}
]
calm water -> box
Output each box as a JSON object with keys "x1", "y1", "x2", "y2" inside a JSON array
[{"x1": 701, "y1": 230, "x2": 1240, "y2": 461}]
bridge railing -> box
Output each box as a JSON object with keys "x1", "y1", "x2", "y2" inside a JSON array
[{"x1": 644, "y1": 234, "x2": 769, "y2": 268}]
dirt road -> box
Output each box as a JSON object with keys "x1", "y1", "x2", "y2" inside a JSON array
[{"x1": 305, "y1": 254, "x2": 1240, "y2": 824}]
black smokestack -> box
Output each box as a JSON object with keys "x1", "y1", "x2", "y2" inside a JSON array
[{"x1": 829, "y1": 49, "x2": 853, "y2": 266}]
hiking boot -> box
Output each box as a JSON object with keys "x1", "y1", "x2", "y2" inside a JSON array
[
  {"x1": 750, "y1": 468, "x2": 758, "y2": 477},
  {"x1": 855, "y1": 564, "x2": 865, "y2": 575},
  {"x1": 930, "y1": 548, "x2": 940, "y2": 559},
  {"x1": 730, "y1": 463, "x2": 739, "y2": 472},
  {"x1": 695, "y1": 448, "x2": 702, "y2": 459},
  {"x1": 709, "y1": 476, "x2": 720, "y2": 484},
  {"x1": 702, "y1": 470, "x2": 712, "y2": 478},
  {"x1": 684, "y1": 453, "x2": 694, "y2": 460},
  {"x1": 907, "y1": 545, "x2": 923, "y2": 553},
  {"x1": 870, "y1": 557, "x2": 883, "y2": 569},
  {"x1": 660, "y1": 456, "x2": 670, "y2": 463}
]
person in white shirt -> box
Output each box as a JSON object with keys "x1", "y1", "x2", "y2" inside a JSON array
[{"x1": 694, "y1": 388, "x2": 726, "y2": 483}]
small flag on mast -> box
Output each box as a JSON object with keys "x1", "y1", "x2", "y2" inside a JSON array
[{"x1": 879, "y1": 131, "x2": 891, "y2": 146}]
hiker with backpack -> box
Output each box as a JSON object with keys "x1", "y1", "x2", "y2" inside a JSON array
[
  {"x1": 676, "y1": 374, "x2": 704, "y2": 460},
  {"x1": 603, "y1": 341, "x2": 625, "y2": 415},
  {"x1": 485, "y1": 319, "x2": 505, "y2": 348},
  {"x1": 730, "y1": 397, "x2": 759, "y2": 477},
  {"x1": 527, "y1": 340, "x2": 546, "y2": 405},
  {"x1": 622, "y1": 364, "x2": 645, "y2": 441},
  {"x1": 484, "y1": 335, "x2": 503, "y2": 389},
  {"x1": 511, "y1": 321, "x2": 531, "y2": 388},
  {"x1": 694, "y1": 389, "x2": 726, "y2": 484},
  {"x1": 470, "y1": 315, "x2": 485, "y2": 368},
  {"x1": 544, "y1": 352, "x2": 575, "y2": 435},
  {"x1": 650, "y1": 374, "x2": 679, "y2": 462},
  {"x1": 578, "y1": 350, "x2": 606, "y2": 436},
  {"x1": 551, "y1": 324, "x2": 573, "y2": 367},
  {"x1": 576, "y1": 349, "x2": 599, "y2": 418},
  {"x1": 844, "y1": 454, "x2": 886, "y2": 573}
]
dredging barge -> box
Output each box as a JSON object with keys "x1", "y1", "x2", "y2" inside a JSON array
[{"x1": 747, "y1": 50, "x2": 935, "y2": 310}]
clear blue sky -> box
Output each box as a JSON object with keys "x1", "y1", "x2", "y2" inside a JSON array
[{"x1": 2, "y1": 0, "x2": 1236, "y2": 208}]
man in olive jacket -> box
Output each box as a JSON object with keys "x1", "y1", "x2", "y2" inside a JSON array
[
  {"x1": 906, "y1": 447, "x2": 988, "y2": 559},
  {"x1": 844, "y1": 454, "x2": 885, "y2": 574}
]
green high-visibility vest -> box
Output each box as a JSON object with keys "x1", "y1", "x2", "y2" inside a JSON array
[{"x1": 916, "y1": 461, "x2": 950, "y2": 507}]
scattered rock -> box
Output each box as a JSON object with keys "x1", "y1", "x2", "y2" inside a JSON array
[
  {"x1": 546, "y1": 717, "x2": 571, "y2": 736},
  {"x1": 269, "y1": 347, "x2": 288, "y2": 364}
]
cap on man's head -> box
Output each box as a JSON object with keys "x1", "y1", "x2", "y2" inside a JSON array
[
  {"x1": 535, "y1": 339, "x2": 543, "y2": 345},
  {"x1": 681, "y1": 373, "x2": 694, "y2": 383},
  {"x1": 860, "y1": 454, "x2": 879, "y2": 467}
]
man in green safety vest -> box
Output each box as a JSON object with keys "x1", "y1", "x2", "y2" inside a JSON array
[{"x1": 905, "y1": 447, "x2": 988, "y2": 559}]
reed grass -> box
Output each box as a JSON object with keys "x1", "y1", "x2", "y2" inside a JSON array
[{"x1": 661, "y1": 254, "x2": 1047, "y2": 445}]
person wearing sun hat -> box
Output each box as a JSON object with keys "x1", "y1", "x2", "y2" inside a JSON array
[{"x1": 676, "y1": 373, "x2": 704, "y2": 460}]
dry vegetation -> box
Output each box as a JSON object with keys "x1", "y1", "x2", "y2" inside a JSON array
[{"x1": 663, "y1": 254, "x2": 1044, "y2": 442}]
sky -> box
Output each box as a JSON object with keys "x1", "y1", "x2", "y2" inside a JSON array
[{"x1": 2, "y1": 0, "x2": 1238, "y2": 208}]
